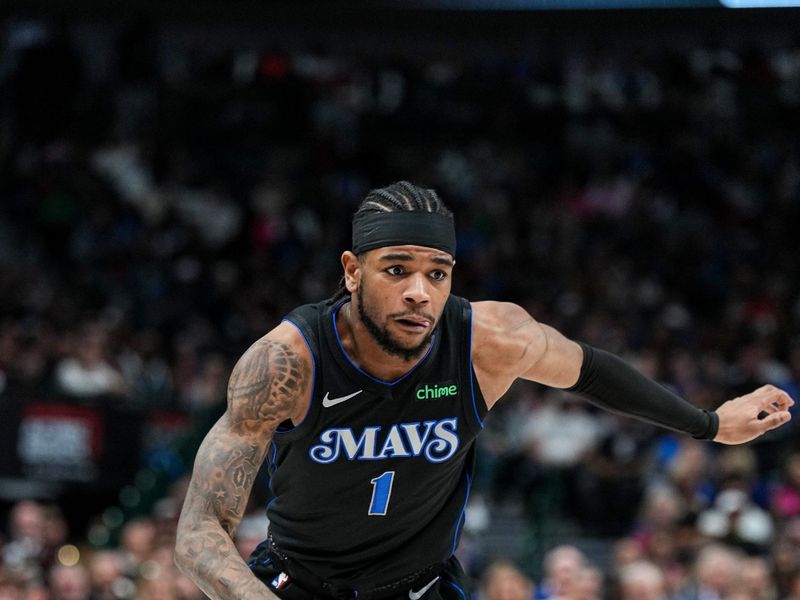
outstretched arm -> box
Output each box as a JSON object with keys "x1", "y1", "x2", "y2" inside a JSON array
[
  {"x1": 471, "y1": 301, "x2": 794, "y2": 443},
  {"x1": 174, "y1": 328, "x2": 310, "y2": 599}
]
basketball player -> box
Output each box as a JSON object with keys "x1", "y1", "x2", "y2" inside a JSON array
[{"x1": 174, "y1": 182, "x2": 794, "y2": 600}]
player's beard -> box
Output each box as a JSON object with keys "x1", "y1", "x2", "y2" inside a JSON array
[{"x1": 356, "y1": 281, "x2": 435, "y2": 362}]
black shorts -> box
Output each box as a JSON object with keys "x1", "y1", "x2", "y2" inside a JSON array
[{"x1": 248, "y1": 541, "x2": 472, "y2": 600}]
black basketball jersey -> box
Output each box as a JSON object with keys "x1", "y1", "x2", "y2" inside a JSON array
[{"x1": 265, "y1": 294, "x2": 488, "y2": 588}]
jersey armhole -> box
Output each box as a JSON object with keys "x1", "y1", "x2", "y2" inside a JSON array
[
  {"x1": 277, "y1": 317, "x2": 318, "y2": 436},
  {"x1": 463, "y1": 299, "x2": 488, "y2": 436}
]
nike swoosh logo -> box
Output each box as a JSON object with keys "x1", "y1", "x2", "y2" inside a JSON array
[
  {"x1": 322, "y1": 390, "x2": 363, "y2": 408},
  {"x1": 409, "y1": 576, "x2": 439, "y2": 600}
]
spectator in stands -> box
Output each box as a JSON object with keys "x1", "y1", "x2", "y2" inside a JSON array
[
  {"x1": 574, "y1": 416, "x2": 654, "y2": 535},
  {"x1": 480, "y1": 559, "x2": 534, "y2": 600},
  {"x1": 135, "y1": 568, "x2": 178, "y2": 600},
  {"x1": 87, "y1": 550, "x2": 123, "y2": 600},
  {"x1": 771, "y1": 453, "x2": 800, "y2": 523},
  {"x1": 0, "y1": 569, "x2": 25, "y2": 600},
  {"x1": 562, "y1": 566, "x2": 603, "y2": 600},
  {"x1": 660, "y1": 440, "x2": 716, "y2": 527},
  {"x1": 54, "y1": 323, "x2": 126, "y2": 398},
  {"x1": 627, "y1": 485, "x2": 693, "y2": 592},
  {"x1": 118, "y1": 518, "x2": 155, "y2": 579},
  {"x1": 48, "y1": 563, "x2": 92, "y2": 600},
  {"x1": 771, "y1": 521, "x2": 800, "y2": 596},
  {"x1": 2, "y1": 501, "x2": 47, "y2": 584},
  {"x1": 179, "y1": 353, "x2": 228, "y2": 413},
  {"x1": 618, "y1": 561, "x2": 667, "y2": 600},
  {"x1": 41, "y1": 506, "x2": 69, "y2": 572},
  {"x1": 519, "y1": 394, "x2": 603, "y2": 518},
  {"x1": 738, "y1": 556, "x2": 778, "y2": 600},
  {"x1": 536, "y1": 546, "x2": 588, "y2": 600},
  {"x1": 675, "y1": 544, "x2": 743, "y2": 600},
  {"x1": 697, "y1": 449, "x2": 774, "y2": 551}
]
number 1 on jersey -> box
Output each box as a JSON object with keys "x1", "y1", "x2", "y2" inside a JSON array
[{"x1": 368, "y1": 471, "x2": 395, "y2": 516}]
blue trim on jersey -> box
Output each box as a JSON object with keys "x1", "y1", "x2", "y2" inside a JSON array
[
  {"x1": 450, "y1": 472, "x2": 472, "y2": 555},
  {"x1": 250, "y1": 557, "x2": 271, "y2": 568},
  {"x1": 266, "y1": 440, "x2": 278, "y2": 502},
  {"x1": 468, "y1": 307, "x2": 484, "y2": 429},
  {"x1": 332, "y1": 300, "x2": 436, "y2": 386},
  {"x1": 445, "y1": 580, "x2": 467, "y2": 600},
  {"x1": 276, "y1": 318, "x2": 317, "y2": 434},
  {"x1": 265, "y1": 439, "x2": 278, "y2": 480}
]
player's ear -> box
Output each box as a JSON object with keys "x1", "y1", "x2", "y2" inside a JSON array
[{"x1": 342, "y1": 251, "x2": 361, "y2": 293}]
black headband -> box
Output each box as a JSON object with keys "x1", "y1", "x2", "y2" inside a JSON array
[{"x1": 351, "y1": 211, "x2": 456, "y2": 257}]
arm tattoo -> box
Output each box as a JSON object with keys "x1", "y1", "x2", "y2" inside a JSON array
[
  {"x1": 227, "y1": 339, "x2": 307, "y2": 432},
  {"x1": 175, "y1": 339, "x2": 309, "y2": 599}
]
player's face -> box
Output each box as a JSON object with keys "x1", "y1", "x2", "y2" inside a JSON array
[{"x1": 349, "y1": 245, "x2": 454, "y2": 361}]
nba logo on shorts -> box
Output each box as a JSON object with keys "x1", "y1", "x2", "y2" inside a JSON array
[{"x1": 272, "y1": 572, "x2": 290, "y2": 590}]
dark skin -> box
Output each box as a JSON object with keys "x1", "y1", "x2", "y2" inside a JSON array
[{"x1": 175, "y1": 244, "x2": 794, "y2": 599}]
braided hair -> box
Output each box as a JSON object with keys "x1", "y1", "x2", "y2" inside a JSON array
[{"x1": 326, "y1": 181, "x2": 453, "y2": 305}]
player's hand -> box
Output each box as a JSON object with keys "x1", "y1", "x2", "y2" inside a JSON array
[{"x1": 713, "y1": 384, "x2": 794, "y2": 444}]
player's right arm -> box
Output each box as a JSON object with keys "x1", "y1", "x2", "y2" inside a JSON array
[{"x1": 174, "y1": 324, "x2": 311, "y2": 599}]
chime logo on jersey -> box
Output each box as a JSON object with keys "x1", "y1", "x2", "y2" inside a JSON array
[
  {"x1": 414, "y1": 380, "x2": 458, "y2": 401},
  {"x1": 309, "y1": 418, "x2": 460, "y2": 464}
]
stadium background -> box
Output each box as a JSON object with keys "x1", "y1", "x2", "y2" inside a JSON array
[{"x1": 2, "y1": 1, "x2": 800, "y2": 598}]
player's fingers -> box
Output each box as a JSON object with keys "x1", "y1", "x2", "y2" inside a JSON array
[
  {"x1": 771, "y1": 389, "x2": 795, "y2": 410},
  {"x1": 759, "y1": 395, "x2": 782, "y2": 414},
  {"x1": 753, "y1": 385, "x2": 794, "y2": 411},
  {"x1": 759, "y1": 411, "x2": 792, "y2": 432}
]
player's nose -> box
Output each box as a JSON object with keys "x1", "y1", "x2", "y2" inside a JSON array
[{"x1": 402, "y1": 272, "x2": 431, "y2": 305}]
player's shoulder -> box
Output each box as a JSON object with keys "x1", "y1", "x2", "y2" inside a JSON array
[
  {"x1": 233, "y1": 320, "x2": 312, "y2": 382},
  {"x1": 226, "y1": 321, "x2": 314, "y2": 425},
  {"x1": 468, "y1": 301, "x2": 543, "y2": 406},
  {"x1": 241, "y1": 317, "x2": 315, "y2": 375},
  {"x1": 264, "y1": 319, "x2": 313, "y2": 350},
  {"x1": 470, "y1": 300, "x2": 540, "y2": 363},
  {"x1": 470, "y1": 300, "x2": 533, "y2": 333}
]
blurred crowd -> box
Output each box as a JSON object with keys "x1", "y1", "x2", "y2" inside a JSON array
[{"x1": 2, "y1": 11, "x2": 800, "y2": 600}]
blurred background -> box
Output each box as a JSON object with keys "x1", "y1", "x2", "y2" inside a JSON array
[{"x1": 2, "y1": 1, "x2": 800, "y2": 599}]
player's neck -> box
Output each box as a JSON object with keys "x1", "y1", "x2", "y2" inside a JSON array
[{"x1": 337, "y1": 301, "x2": 431, "y2": 381}]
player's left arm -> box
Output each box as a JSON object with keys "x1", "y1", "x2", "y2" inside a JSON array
[{"x1": 471, "y1": 300, "x2": 794, "y2": 444}]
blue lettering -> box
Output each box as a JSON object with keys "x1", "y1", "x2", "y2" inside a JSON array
[
  {"x1": 309, "y1": 419, "x2": 460, "y2": 465},
  {"x1": 425, "y1": 418, "x2": 459, "y2": 463},
  {"x1": 309, "y1": 429, "x2": 342, "y2": 464},
  {"x1": 400, "y1": 421, "x2": 435, "y2": 455}
]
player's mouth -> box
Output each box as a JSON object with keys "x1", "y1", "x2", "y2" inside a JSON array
[{"x1": 394, "y1": 317, "x2": 432, "y2": 333}]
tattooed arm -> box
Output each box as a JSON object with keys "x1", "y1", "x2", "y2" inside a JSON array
[{"x1": 175, "y1": 324, "x2": 312, "y2": 599}]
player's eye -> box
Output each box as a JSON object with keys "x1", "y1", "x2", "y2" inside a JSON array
[
  {"x1": 386, "y1": 266, "x2": 405, "y2": 276},
  {"x1": 430, "y1": 270, "x2": 448, "y2": 281}
]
